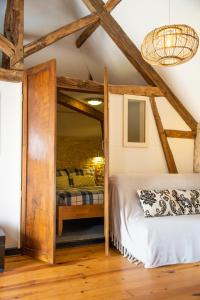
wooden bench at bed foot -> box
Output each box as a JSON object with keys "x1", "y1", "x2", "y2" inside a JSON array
[{"x1": 57, "y1": 204, "x2": 104, "y2": 236}]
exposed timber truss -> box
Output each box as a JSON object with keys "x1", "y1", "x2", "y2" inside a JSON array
[{"x1": 0, "y1": 0, "x2": 197, "y2": 173}]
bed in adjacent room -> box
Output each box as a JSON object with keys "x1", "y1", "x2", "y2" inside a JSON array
[
  {"x1": 110, "y1": 173, "x2": 200, "y2": 268},
  {"x1": 56, "y1": 168, "x2": 104, "y2": 236}
]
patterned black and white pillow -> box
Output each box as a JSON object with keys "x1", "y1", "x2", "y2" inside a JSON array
[
  {"x1": 137, "y1": 190, "x2": 183, "y2": 218},
  {"x1": 172, "y1": 189, "x2": 200, "y2": 215}
]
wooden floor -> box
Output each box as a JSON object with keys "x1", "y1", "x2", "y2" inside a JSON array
[{"x1": 1, "y1": 244, "x2": 200, "y2": 300}]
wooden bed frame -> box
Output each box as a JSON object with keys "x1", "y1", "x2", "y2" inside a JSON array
[{"x1": 57, "y1": 204, "x2": 104, "y2": 236}]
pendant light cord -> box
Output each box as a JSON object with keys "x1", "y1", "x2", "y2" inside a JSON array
[{"x1": 168, "y1": 0, "x2": 171, "y2": 25}]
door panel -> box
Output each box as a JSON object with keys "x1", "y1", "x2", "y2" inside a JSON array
[
  {"x1": 22, "y1": 60, "x2": 56, "y2": 263},
  {"x1": 104, "y1": 67, "x2": 109, "y2": 255}
]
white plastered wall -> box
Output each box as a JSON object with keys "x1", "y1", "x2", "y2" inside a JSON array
[
  {"x1": 0, "y1": 81, "x2": 22, "y2": 248},
  {"x1": 109, "y1": 93, "x2": 194, "y2": 175}
]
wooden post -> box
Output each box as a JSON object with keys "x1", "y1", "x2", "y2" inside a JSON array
[
  {"x1": 2, "y1": 0, "x2": 24, "y2": 70},
  {"x1": 2, "y1": 0, "x2": 12, "y2": 68}
]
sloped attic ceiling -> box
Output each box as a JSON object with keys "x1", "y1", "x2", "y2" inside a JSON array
[{"x1": 0, "y1": 0, "x2": 200, "y2": 121}]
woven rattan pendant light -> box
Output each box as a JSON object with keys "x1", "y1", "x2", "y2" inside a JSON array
[{"x1": 141, "y1": 1, "x2": 199, "y2": 66}]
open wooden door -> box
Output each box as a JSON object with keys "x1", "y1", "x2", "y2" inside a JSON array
[
  {"x1": 104, "y1": 67, "x2": 109, "y2": 255},
  {"x1": 22, "y1": 60, "x2": 56, "y2": 263}
]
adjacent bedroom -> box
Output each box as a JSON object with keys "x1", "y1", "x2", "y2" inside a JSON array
[{"x1": 56, "y1": 91, "x2": 105, "y2": 245}]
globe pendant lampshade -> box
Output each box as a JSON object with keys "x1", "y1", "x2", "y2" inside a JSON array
[{"x1": 141, "y1": 24, "x2": 199, "y2": 66}]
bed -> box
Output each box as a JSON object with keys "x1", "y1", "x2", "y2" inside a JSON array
[
  {"x1": 110, "y1": 173, "x2": 200, "y2": 268},
  {"x1": 57, "y1": 185, "x2": 104, "y2": 236}
]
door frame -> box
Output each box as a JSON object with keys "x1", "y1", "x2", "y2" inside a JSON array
[
  {"x1": 21, "y1": 71, "x2": 27, "y2": 248},
  {"x1": 57, "y1": 71, "x2": 109, "y2": 254}
]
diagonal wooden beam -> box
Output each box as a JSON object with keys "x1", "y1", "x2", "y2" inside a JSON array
[
  {"x1": 82, "y1": 0, "x2": 197, "y2": 131},
  {"x1": 0, "y1": 33, "x2": 15, "y2": 57},
  {"x1": 24, "y1": 14, "x2": 99, "y2": 58},
  {"x1": 57, "y1": 91, "x2": 103, "y2": 121},
  {"x1": 76, "y1": 0, "x2": 121, "y2": 48},
  {"x1": 150, "y1": 97, "x2": 178, "y2": 173}
]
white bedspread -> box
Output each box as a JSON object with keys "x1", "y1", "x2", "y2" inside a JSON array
[{"x1": 110, "y1": 173, "x2": 200, "y2": 268}]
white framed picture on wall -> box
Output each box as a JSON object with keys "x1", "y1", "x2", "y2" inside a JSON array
[{"x1": 123, "y1": 94, "x2": 149, "y2": 147}]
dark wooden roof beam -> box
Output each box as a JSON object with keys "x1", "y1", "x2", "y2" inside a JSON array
[
  {"x1": 24, "y1": 14, "x2": 99, "y2": 58},
  {"x1": 76, "y1": 0, "x2": 121, "y2": 48}
]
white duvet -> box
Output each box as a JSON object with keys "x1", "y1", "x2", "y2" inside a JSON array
[{"x1": 110, "y1": 173, "x2": 200, "y2": 268}]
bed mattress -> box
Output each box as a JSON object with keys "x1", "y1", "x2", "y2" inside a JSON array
[
  {"x1": 56, "y1": 186, "x2": 104, "y2": 206},
  {"x1": 110, "y1": 173, "x2": 200, "y2": 268}
]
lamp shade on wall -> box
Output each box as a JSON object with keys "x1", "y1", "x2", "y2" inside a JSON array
[{"x1": 141, "y1": 24, "x2": 199, "y2": 66}]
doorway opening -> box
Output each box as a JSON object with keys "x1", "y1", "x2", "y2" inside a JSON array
[{"x1": 56, "y1": 90, "x2": 104, "y2": 246}]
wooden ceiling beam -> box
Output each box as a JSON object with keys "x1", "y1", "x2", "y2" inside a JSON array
[
  {"x1": 109, "y1": 84, "x2": 163, "y2": 97},
  {"x1": 0, "y1": 68, "x2": 23, "y2": 82},
  {"x1": 76, "y1": 0, "x2": 121, "y2": 48},
  {"x1": 165, "y1": 130, "x2": 196, "y2": 139},
  {"x1": 57, "y1": 91, "x2": 103, "y2": 121},
  {"x1": 24, "y1": 14, "x2": 99, "y2": 58},
  {"x1": 82, "y1": 0, "x2": 197, "y2": 131},
  {"x1": 57, "y1": 76, "x2": 164, "y2": 97},
  {"x1": 57, "y1": 76, "x2": 104, "y2": 94}
]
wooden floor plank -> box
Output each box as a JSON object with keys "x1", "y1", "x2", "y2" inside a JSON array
[{"x1": 0, "y1": 244, "x2": 200, "y2": 299}]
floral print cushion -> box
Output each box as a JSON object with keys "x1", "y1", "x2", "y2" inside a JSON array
[
  {"x1": 172, "y1": 190, "x2": 200, "y2": 215},
  {"x1": 137, "y1": 190, "x2": 183, "y2": 218}
]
